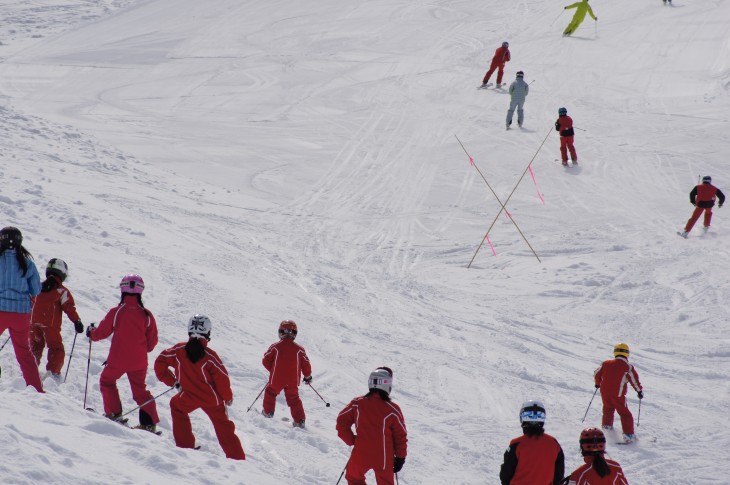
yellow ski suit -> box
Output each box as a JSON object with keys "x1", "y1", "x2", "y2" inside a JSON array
[{"x1": 563, "y1": 0, "x2": 597, "y2": 36}]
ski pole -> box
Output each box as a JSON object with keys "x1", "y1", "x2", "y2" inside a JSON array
[
  {"x1": 550, "y1": 8, "x2": 565, "y2": 26},
  {"x1": 0, "y1": 335, "x2": 10, "y2": 352},
  {"x1": 83, "y1": 337, "x2": 92, "y2": 409},
  {"x1": 308, "y1": 382, "x2": 331, "y2": 407},
  {"x1": 63, "y1": 332, "x2": 78, "y2": 383},
  {"x1": 246, "y1": 382, "x2": 268, "y2": 412},
  {"x1": 581, "y1": 387, "x2": 599, "y2": 423},
  {"x1": 116, "y1": 386, "x2": 175, "y2": 421},
  {"x1": 335, "y1": 457, "x2": 351, "y2": 485},
  {"x1": 637, "y1": 397, "x2": 642, "y2": 427}
]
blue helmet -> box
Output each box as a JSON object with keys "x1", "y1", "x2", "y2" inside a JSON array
[{"x1": 558, "y1": 107, "x2": 568, "y2": 116}]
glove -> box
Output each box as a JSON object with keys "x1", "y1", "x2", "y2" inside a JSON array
[
  {"x1": 393, "y1": 457, "x2": 406, "y2": 473},
  {"x1": 595, "y1": 384, "x2": 600, "y2": 389},
  {"x1": 86, "y1": 323, "x2": 96, "y2": 338},
  {"x1": 303, "y1": 375, "x2": 312, "y2": 384},
  {"x1": 638, "y1": 391, "x2": 644, "y2": 399},
  {"x1": 719, "y1": 203, "x2": 724, "y2": 208},
  {"x1": 174, "y1": 382, "x2": 182, "y2": 391},
  {"x1": 74, "y1": 320, "x2": 84, "y2": 334},
  {"x1": 225, "y1": 399, "x2": 233, "y2": 406}
]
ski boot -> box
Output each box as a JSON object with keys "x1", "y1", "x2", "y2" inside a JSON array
[
  {"x1": 293, "y1": 420, "x2": 306, "y2": 429},
  {"x1": 622, "y1": 433, "x2": 636, "y2": 443}
]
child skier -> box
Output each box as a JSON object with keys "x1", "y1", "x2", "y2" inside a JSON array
[
  {"x1": 30, "y1": 258, "x2": 84, "y2": 379},
  {"x1": 566, "y1": 427, "x2": 629, "y2": 484},
  {"x1": 337, "y1": 367, "x2": 408, "y2": 485},
  {"x1": 506, "y1": 71, "x2": 529, "y2": 129},
  {"x1": 563, "y1": 0, "x2": 597, "y2": 37},
  {"x1": 555, "y1": 107, "x2": 578, "y2": 166},
  {"x1": 481, "y1": 41, "x2": 511, "y2": 88},
  {"x1": 0, "y1": 227, "x2": 43, "y2": 392},
  {"x1": 499, "y1": 400, "x2": 565, "y2": 485},
  {"x1": 87, "y1": 274, "x2": 160, "y2": 431},
  {"x1": 154, "y1": 314, "x2": 245, "y2": 460},
  {"x1": 261, "y1": 320, "x2": 312, "y2": 428},
  {"x1": 594, "y1": 343, "x2": 643, "y2": 443},
  {"x1": 680, "y1": 175, "x2": 725, "y2": 238}
]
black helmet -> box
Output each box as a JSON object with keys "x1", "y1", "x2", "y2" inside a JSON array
[
  {"x1": 516, "y1": 71, "x2": 524, "y2": 78},
  {"x1": 0, "y1": 227, "x2": 22, "y2": 250},
  {"x1": 502, "y1": 41, "x2": 509, "y2": 48},
  {"x1": 702, "y1": 175, "x2": 712, "y2": 184}
]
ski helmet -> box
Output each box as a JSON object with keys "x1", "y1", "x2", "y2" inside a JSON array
[
  {"x1": 519, "y1": 400, "x2": 546, "y2": 424},
  {"x1": 613, "y1": 343, "x2": 630, "y2": 358},
  {"x1": 188, "y1": 314, "x2": 212, "y2": 340},
  {"x1": 516, "y1": 71, "x2": 524, "y2": 78},
  {"x1": 279, "y1": 320, "x2": 298, "y2": 339},
  {"x1": 558, "y1": 107, "x2": 568, "y2": 116},
  {"x1": 702, "y1": 175, "x2": 712, "y2": 183},
  {"x1": 46, "y1": 258, "x2": 69, "y2": 282},
  {"x1": 0, "y1": 226, "x2": 22, "y2": 250},
  {"x1": 368, "y1": 367, "x2": 394, "y2": 395},
  {"x1": 502, "y1": 41, "x2": 509, "y2": 48},
  {"x1": 120, "y1": 274, "x2": 145, "y2": 294},
  {"x1": 579, "y1": 427, "x2": 606, "y2": 455}
]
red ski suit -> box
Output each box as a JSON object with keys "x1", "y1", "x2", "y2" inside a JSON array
[
  {"x1": 684, "y1": 182, "x2": 725, "y2": 232},
  {"x1": 336, "y1": 393, "x2": 408, "y2": 485},
  {"x1": 483, "y1": 46, "x2": 511, "y2": 85},
  {"x1": 89, "y1": 295, "x2": 159, "y2": 423},
  {"x1": 594, "y1": 357, "x2": 642, "y2": 434},
  {"x1": 154, "y1": 340, "x2": 245, "y2": 460},
  {"x1": 499, "y1": 432, "x2": 565, "y2": 485},
  {"x1": 567, "y1": 456, "x2": 629, "y2": 484},
  {"x1": 262, "y1": 338, "x2": 312, "y2": 422},
  {"x1": 555, "y1": 114, "x2": 577, "y2": 163},
  {"x1": 30, "y1": 276, "x2": 81, "y2": 374}
]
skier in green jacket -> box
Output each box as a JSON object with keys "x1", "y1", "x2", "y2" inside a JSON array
[{"x1": 563, "y1": 0, "x2": 597, "y2": 36}]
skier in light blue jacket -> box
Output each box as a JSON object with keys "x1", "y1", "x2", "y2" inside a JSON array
[{"x1": 506, "y1": 71, "x2": 529, "y2": 129}]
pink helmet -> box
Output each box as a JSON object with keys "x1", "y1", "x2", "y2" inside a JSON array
[{"x1": 120, "y1": 274, "x2": 145, "y2": 294}]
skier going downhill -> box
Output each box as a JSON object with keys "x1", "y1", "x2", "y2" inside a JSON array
[
  {"x1": 499, "y1": 400, "x2": 565, "y2": 485},
  {"x1": 680, "y1": 175, "x2": 725, "y2": 238},
  {"x1": 566, "y1": 427, "x2": 629, "y2": 485},
  {"x1": 594, "y1": 343, "x2": 643, "y2": 443},
  {"x1": 154, "y1": 314, "x2": 246, "y2": 460},
  {"x1": 506, "y1": 71, "x2": 529, "y2": 129},
  {"x1": 482, "y1": 41, "x2": 511, "y2": 88},
  {"x1": 555, "y1": 107, "x2": 578, "y2": 166},
  {"x1": 563, "y1": 0, "x2": 597, "y2": 37}
]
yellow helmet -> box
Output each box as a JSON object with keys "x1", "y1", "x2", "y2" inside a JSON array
[{"x1": 613, "y1": 343, "x2": 630, "y2": 358}]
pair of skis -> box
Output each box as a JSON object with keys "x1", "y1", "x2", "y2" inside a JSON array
[{"x1": 478, "y1": 82, "x2": 504, "y2": 90}]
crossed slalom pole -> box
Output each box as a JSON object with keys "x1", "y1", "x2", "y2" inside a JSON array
[{"x1": 455, "y1": 132, "x2": 548, "y2": 267}]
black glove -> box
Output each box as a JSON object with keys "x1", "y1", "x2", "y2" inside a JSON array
[
  {"x1": 638, "y1": 391, "x2": 644, "y2": 399},
  {"x1": 86, "y1": 323, "x2": 96, "y2": 338},
  {"x1": 303, "y1": 375, "x2": 312, "y2": 384},
  {"x1": 74, "y1": 320, "x2": 84, "y2": 334},
  {"x1": 394, "y1": 457, "x2": 405, "y2": 473},
  {"x1": 174, "y1": 382, "x2": 182, "y2": 391},
  {"x1": 719, "y1": 203, "x2": 724, "y2": 208},
  {"x1": 595, "y1": 384, "x2": 600, "y2": 389}
]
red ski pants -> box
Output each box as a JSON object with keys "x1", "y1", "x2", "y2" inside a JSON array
[
  {"x1": 0, "y1": 311, "x2": 43, "y2": 392},
  {"x1": 99, "y1": 365, "x2": 159, "y2": 423},
  {"x1": 483, "y1": 61, "x2": 506, "y2": 85},
  {"x1": 346, "y1": 460, "x2": 395, "y2": 485},
  {"x1": 170, "y1": 394, "x2": 245, "y2": 460},
  {"x1": 30, "y1": 322, "x2": 66, "y2": 374},
  {"x1": 560, "y1": 136, "x2": 578, "y2": 162},
  {"x1": 601, "y1": 394, "x2": 634, "y2": 435},
  {"x1": 262, "y1": 383, "x2": 305, "y2": 422},
  {"x1": 685, "y1": 206, "x2": 713, "y2": 232}
]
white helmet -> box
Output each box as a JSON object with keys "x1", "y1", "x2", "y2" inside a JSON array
[
  {"x1": 368, "y1": 367, "x2": 394, "y2": 395},
  {"x1": 46, "y1": 258, "x2": 69, "y2": 281},
  {"x1": 188, "y1": 314, "x2": 212, "y2": 340},
  {"x1": 519, "y1": 400, "x2": 546, "y2": 423}
]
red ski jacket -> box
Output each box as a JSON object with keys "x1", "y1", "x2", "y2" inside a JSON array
[
  {"x1": 594, "y1": 357, "x2": 642, "y2": 398},
  {"x1": 555, "y1": 115, "x2": 575, "y2": 137},
  {"x1": 89, "y1": 295, "x2": 157, "y2": 371},
  {"x1": 568, "y1": 456, "x2": 628, "y2": 484},
  {"x1": 336, "y1": 393, "x2": 408, "y2": 471},
  {"x1": 491, "y1": 46, "x2": 511, "y2": 65},
  {"x1": 499, "y1": 432, "x2": 565, "y2": 485},
  {"x1": 690, "y1": 183, "x2": 725, "y2": 209},
  {"x1": 31, "y1": 278, "x2": 81, "y2": 329},
  {"x1": 262, "y1": 338, "x2": 312, "y2": 388},
  {"x1": 154, "y1": 340, "x2": 233, "y2": 407}
]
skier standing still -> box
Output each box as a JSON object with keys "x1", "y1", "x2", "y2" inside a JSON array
[
  {"x1": 506, "y1": 71, "x2": 529, "y2": 129},
  {"x1": 680, "y1": 175, "x2": 724, "y2": 238},
  {"x1": 594, "y1": 343, "x2": 643, "y2": 443},
  {"x1": 555, "y1": 107, "x2": 578, "y2": 166},
  {"x1": 482, "y1": 42, "x2": 511, "y2": 88},
  {"x1": 563, "y1": 0, "x2": 597, "y2": 36}
]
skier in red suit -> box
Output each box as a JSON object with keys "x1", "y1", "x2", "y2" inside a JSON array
[
  {"x1": 594, "y1": 343, "x2": 643, "y2": 443},
  {"x1": 87, "y1": 274, "x2": 159, "y2": 431},
  {"x1": 337, "y1": 367, "x2": 408, "y2": 485},
  {"x1": 555, "y1": 107, "x2": 578, "y2": 166},
  {"x1": 482, "y1": 41, "x2": 511, "y2": 87},
  {"x1": 30, "y1": 259, "x2": 84, "y2": 378},
  {"x1": 261, "y1": 320, "x2": 312, "y2": 427},
  {"x1": 499, "y1": 400, "x2": 565, "y2": 485},
  {"x1": 567, "y1": 428, "x2": 629, "y2": 485},
  {"x1": 154, "y1": 314, "x2": 245, "y2": 460},
  {"x1": 680, "y1": 175, "x2": 725, "y2": 238}
]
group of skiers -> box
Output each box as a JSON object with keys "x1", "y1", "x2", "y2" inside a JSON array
[{"x1": 500, "y1": 342, "x2": 642, "y2": 484}]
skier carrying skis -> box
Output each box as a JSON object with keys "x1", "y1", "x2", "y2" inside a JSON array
[
  {"x1": 566, "y1": 427, "x2": 629, "y2": 485},
  {"x1": 555, "y1": 107, "x2": 578, "y2": 166},
  {"x1": 154, "y1": 314, "x2": 245, "y2": 460},
  {"x1": 563, "y1": 0, "x2": 597, "y2": 37},
  {"x1": 506, "y1": 71, "x2": 529, "y2": 129},
  {"x1": 0, "y1": 227, "x2": 43, "y2": 392},
  {"x1": 336, "y1": 367, "x2": 408, "y2": 485},
  {"x1": 680, "y1": 175, "x2": 725, "y2": 238},
  {"x1": 30, "y1": 258, "x2": 84, "y2": 380},
  {"x1": 594, "y1": 343, "x2": 643, "y2": 443},
  {"x1": 87, "y1": 274, "x2": 160, "y2": 431},
  {"x1": 261, "y1": 320, "x2": 312, "y2": 428},
  {"x1": 482, "y1": 41, "x2": 511, "y2": 88},
  {"x1": 499, "y1": 400, "x2": 565, "y2": 485}
]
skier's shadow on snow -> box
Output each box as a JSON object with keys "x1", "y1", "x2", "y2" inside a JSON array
[
  {"x1": 519, "y1": 127, "x2": 537, "y2": 133},
  {"x1": 563, "y1": 35, "x2": 595, "y2": 41}
]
